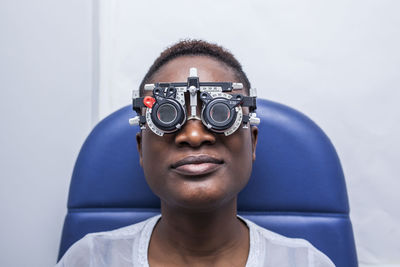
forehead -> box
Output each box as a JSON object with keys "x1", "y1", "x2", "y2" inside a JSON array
[{"x1": 150, "y1": 55, "x2": 239, "y2": 84}]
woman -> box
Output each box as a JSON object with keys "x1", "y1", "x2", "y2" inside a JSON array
[{"x1": 57, "y1": 40, "x2": 334, "y2": 266}]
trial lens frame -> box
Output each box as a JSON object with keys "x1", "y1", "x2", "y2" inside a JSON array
[{"x1": 129, "y1": 68, "x2": 260, "y2": 136}]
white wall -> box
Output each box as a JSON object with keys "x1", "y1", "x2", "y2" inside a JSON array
[
  {"x1": 97, "y1": 0, "x2": 400, "y2": 266},
  {"x1": 0, "y1": 1, "x2": 94, "y2": 266}
]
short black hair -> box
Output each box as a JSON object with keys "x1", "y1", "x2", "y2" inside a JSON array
[{"x1": 139, "y1": 39, "x2": 251, "y2": 96}]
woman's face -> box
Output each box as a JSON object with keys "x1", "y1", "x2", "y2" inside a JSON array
[{"x1": 137, "y1": 56, "x2": 258, "y2": 211}]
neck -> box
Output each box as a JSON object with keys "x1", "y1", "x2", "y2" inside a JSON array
[{"x1": 151, "y1": 198, "x2": 249, "y2": 259}]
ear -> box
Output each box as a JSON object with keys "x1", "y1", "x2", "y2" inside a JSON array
[
  {"x1": 251, "y1": 126, "x2": 258, "y2": 162},
  {"x1": 136, "y1": 132, "x2": 143, "y2": 167}
]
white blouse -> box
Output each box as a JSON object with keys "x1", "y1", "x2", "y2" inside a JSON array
[{"x1": 56, "y1": 215, "x2": 335, "y2": 267}]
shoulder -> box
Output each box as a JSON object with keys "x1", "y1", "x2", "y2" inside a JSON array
[
  {"x1": 242, "y1": 218, "x2": 335, "y2": 267},
  {"x1": 56, "y1": 215, "x2": 160, "y2": 267}
]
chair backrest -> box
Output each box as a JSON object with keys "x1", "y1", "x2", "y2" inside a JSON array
[{"x1": 58, "y1": 99, "x2": 358, "y2": 266}]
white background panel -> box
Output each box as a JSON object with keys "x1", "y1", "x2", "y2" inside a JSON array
[{"x1": 0, "y1": 0, "x2": 93, "y2": 266}]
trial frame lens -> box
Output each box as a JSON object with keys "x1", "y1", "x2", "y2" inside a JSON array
[
  {"x1": 210, "y1": 103, "x2": 231, "y2": 123},
  {"x1": 157, "y1": 103, "x2": 178, "y2": 124}
]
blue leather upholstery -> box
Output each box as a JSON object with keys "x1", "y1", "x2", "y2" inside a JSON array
[{"x1": 58, "y1": 99, "x2": 358, "y2": 266}]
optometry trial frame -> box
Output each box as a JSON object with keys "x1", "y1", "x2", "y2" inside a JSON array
[{"x1": 129, "y1": 68, "x2": 260, "y2": 136}]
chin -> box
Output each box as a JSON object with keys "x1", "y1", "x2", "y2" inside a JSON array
[{"x1": 165, "y1": 186, "x2": 238, "y2": 212}]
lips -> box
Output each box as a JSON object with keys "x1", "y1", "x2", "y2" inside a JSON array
[{"x1": 171, "y1": 155, "x2": 224, "y2": 176}]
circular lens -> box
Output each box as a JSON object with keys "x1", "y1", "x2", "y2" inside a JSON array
[
  {"x1": 157, "y1": 103, "x2": 177, "y2": 124},
  {"x1": 210, "y1": 103, "x2": 230, "y2": 123}
]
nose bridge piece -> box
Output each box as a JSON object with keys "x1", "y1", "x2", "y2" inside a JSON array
[
  {"x1": 184, "y1": 89, "x2": 203, "y2": 121},
  {"x1": 187, "y1": 115, "x2": 201, "y2": 121},
  {"x1": 187, "y1": 67, "x2": 200, "y2": 120}
]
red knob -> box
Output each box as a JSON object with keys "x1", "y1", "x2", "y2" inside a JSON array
[{"x1": 143, "y1": 96, "x2": 156, "y2": 108}]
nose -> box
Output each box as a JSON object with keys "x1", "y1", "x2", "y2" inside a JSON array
[{"x1": 175, "y1": 119, "x2": 216, "y2": 147}]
